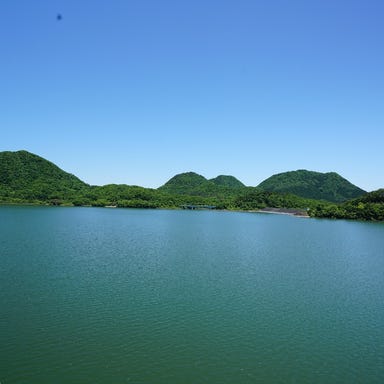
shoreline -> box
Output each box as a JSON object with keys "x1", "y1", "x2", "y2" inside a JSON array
[{"x1": 253, "y1": 207, "x2": 310, "y2": 218}]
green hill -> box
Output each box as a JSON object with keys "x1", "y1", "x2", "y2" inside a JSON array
[
  {"x1": 0, "y1": 150, "x2": 88, "y2": 203},
  {"x1": 210, "y1": 175, "x2": 245, "y2": 188},
  {"x1": 158, "y1": 172, "x2": 212, "y2": 195},
  {"x1": 158, "y1": 172, "x2": 246, "y2": 198},
  {"x1": 2, "y1": 150, "x2": 381, "y2": 221},
  {"x1": 257, "y1": 169, "x2": 366, "y2": 203}
]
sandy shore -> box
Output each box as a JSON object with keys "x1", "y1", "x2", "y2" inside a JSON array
[{"x1": 254, "y1": 207, "x2": 310, "y2": 217}]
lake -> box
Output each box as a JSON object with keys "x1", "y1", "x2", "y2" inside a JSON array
[{"x1": 1, "y1": 206, "x2": 384, "y2": 383}]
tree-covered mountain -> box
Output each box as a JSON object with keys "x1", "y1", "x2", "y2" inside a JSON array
[
  {"x1": 0, "y1": 153, "x2": 224, "y2": 208},
  {"x1": 1, "y1": 150, "x2": 382, "y2": 222},
  {"x1": 257, "y1": 169, "x2": 366, "y2": 203},
  {"x1": 158, "y1": 172, "x2": 245, "y2": 198},
  {"x1": 158, "y1": 172, "x2": 210, "y2": 195},
  {"x1": 0, "y1": 150, "x2": 88, "y2": 203},
  {"x1": 210, "y1": 175, "x2": 245, "y2": 188}
]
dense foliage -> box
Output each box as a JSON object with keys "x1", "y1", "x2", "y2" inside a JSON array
[
  {"x1": 209, "y1": 175, "x2": 245, "y2": 188},
  {"x1": 233, "y1": 188, "x2": 317, "y2": 211},
  {"x1": 309, "y1": 189, "x2": 384, "y2": 221},
  {"x1": 1, "y1": 150, "x2": 382, "y2": 222},
  {"x1": 158, "y1": 172, "x2": 213, "y2": 195},
  {"x1": 0, "y1": 150, "x2": 88, "y2": 203},
  {"x1": 257, "y1": 169, "x2": 366, "y2": 203},
  {"x1": 158, "y1": 172, "x2": 245, "y2": 199}
]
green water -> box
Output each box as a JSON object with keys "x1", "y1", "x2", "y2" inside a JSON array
[{"x1": 1, "y1": 206, "x2": 383, "y2": 383}]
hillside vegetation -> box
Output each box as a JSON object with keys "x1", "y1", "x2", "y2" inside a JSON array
[
  {"x1": 257, "y1": 169, "x2": 366, "y2": 203},
  {"x1": 158, "y1": 172, "x2": 244, "y2": 198},
  {"x1": 158, "y1": 172, "x2": 212, "y2": 195},
  {"x1": 1, "y1": 150, "x2": 382, "y2": 221},
  {"x1": 0, "y1": 150, "x2": 88, "y2": 203},
  {"x1": 310, "y1": 189, "x2": 384, "y2": 221},
  {"x1": 210, "y1": 175, "x2": 245, "y2": 188}
]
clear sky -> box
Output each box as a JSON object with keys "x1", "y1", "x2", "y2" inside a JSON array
[{"x1": 1, "y1": 0, "x2": 383, "y2": 191}]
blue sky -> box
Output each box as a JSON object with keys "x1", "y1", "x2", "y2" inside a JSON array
[{"x1": 1, "y1": 0, "x2": 383, "y2": 191}]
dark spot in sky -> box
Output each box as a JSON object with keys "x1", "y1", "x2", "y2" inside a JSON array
[{"x1": 57, "y1": 14, "x2": 62, "y2": 21}]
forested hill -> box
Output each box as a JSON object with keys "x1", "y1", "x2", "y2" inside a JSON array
[
  {"x1": 158, "y1": 172, "x2": 245, "y2": 197},
  {"x1": 158, "y1": 172, "x2": 210, "y2": 194},
  {"x1": 210, "y1": 175, "x2": 245, "y2": 188},
  {"x1": 257, "y1": 169, "x2": 366, "y2": 203},
  {"x1": 1, "y1": 150, "x2": 382, "y2": 221},
  {"x1": 0, "y1": 150, "x2": 88, "y2": 202}
]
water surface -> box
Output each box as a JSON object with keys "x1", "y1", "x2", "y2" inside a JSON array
[{"x1": 1, "y1": 206, "x2": 383, "y2": 383}]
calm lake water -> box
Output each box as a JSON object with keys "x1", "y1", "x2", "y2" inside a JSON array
[{"x1": 1, "y1": 206, "x2": 384, "y2": 383}]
